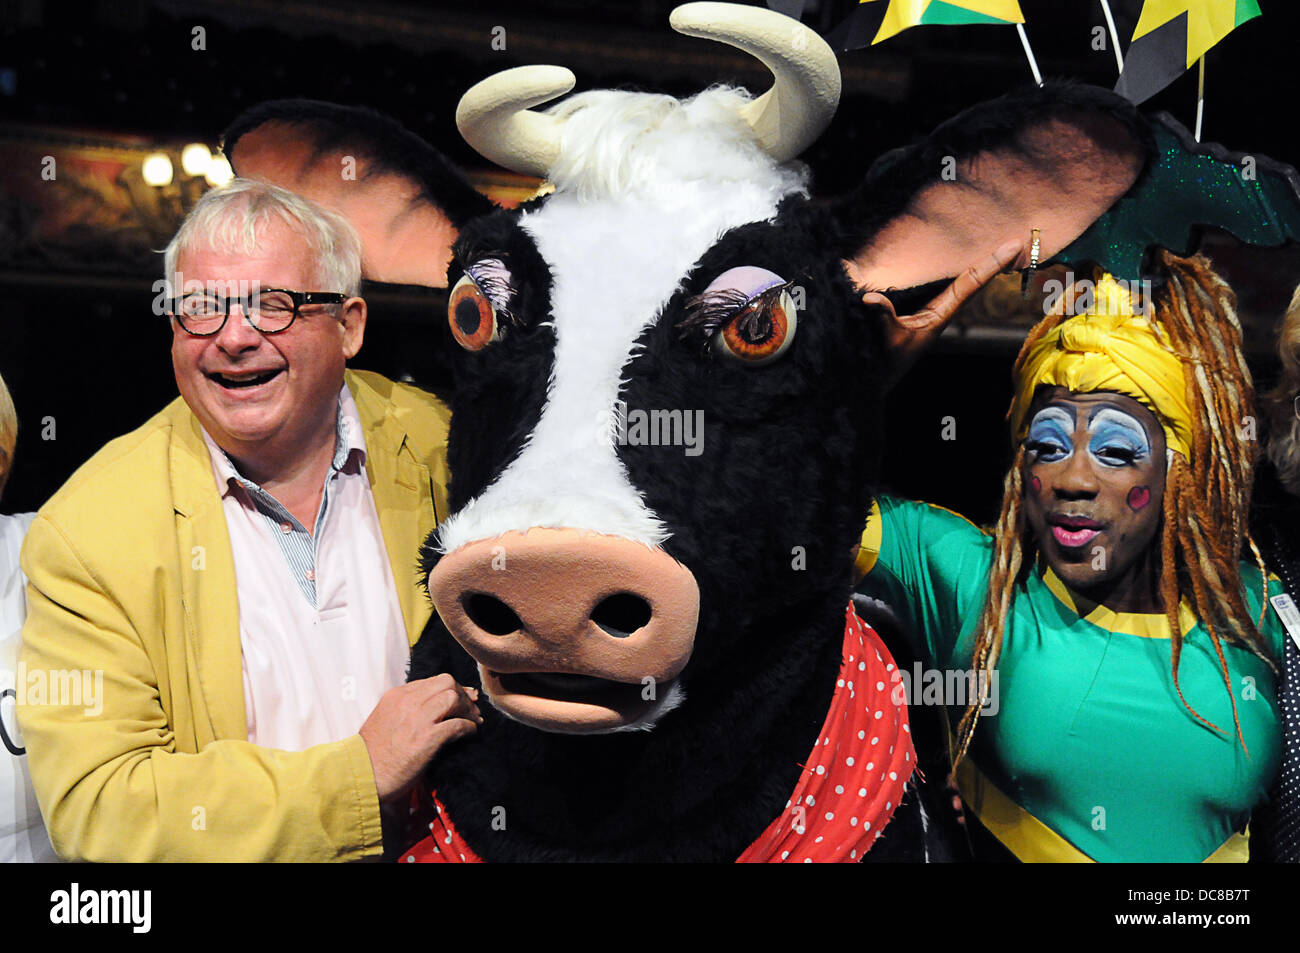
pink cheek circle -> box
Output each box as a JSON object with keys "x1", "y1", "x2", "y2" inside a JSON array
[
  {"x1": 1030, "y1": 476, "x2": 1041, "y2": 494},
  {"x1": 1127, "y1": 485, "x2": 1151, "y2": 511}
]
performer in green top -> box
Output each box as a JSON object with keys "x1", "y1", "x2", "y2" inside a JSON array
[{"x1": 857, "y1": 250, "x2": 1285, "y2": 862}]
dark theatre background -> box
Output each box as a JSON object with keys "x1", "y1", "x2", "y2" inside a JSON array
[{"x1": 2, "y1": 0, "x2": 1298, "y2": 525}]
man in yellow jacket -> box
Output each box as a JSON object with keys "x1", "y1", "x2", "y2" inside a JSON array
[{"x1": 17, "y1": 180, "x2": 481, "y2": 861}]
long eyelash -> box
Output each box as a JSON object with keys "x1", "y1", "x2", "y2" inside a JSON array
[
  {"x1": 470, "y1": 271, "x2": 515, "y2": 311},
  {"x1": 677, "y1": 282, "x2": 792, "y2": 352},
  {"x1": 679, "y1": 287, "x2": 750, "y2": 337},
  {"x1": 463, "y1": 257, "x2": 518, "y2": 326}
]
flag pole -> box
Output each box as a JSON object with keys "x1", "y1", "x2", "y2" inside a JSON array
[
  {"x1": 1016, "y1": 23, "x2": 1043, "y2": 86},
  {"x1": 1099, "y1": 0, "x2": 1123, "y2": 73},
  {"x1": 1194, "y1": 55, "x2": 1205, "y2": 141}
]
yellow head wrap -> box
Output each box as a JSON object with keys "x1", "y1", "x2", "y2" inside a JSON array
[{"x1": 1009, "y1": 275, "x2": 1193, "y2": 460}]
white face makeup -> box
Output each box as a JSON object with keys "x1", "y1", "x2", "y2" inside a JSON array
[
  {"x1": 1025, "y1": 405, "x2": 1153, "y2": 469},
  {"x1": 1087, "y1": 407, "x2": 1152, "y2": 465}
]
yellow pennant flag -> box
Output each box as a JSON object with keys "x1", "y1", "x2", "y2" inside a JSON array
[
  {"x1": 863, "y1": 0, "x2": 1026, "y2": 45},
  {"x1": 1132, "y1": 0, "x2": 1262, "y2": 69}
]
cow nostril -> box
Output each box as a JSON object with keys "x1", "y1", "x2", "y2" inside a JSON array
[
  {"x1": 591, "y1": 593, "x2": 652, "y2": 639},
  {"x1": 463, "y1": 593, "x2": 522, "y2": 636}
]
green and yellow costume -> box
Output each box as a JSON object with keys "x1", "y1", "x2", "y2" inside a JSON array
[
  {"x1": 855, "y1": 273, "x2": 1284, "y2": 862},
  {"x1": 857, "y1": 496, "x2": 1284, "y2": 862}
]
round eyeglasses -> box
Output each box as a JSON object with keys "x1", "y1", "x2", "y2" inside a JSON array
[{"x1": 169, "y1": 288, "x2": 347, "y2": 336}]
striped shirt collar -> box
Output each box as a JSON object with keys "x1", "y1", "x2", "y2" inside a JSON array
[{"x1": 203, "y1": 383, "x2": 368, "y2": 498}]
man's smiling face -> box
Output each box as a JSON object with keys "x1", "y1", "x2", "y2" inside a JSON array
[
  {"x1": 1022, "y1": 387, "x2": 1167, "y2": 601},
  {"x1": 170, "y1": 216, "x2": 364, "y2": 466}
]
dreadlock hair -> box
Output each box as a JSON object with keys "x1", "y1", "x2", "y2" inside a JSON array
[{"x1": 952, "y1": 249, "x2": 1277, "y2": 770}]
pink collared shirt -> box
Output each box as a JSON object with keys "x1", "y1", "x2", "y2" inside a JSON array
[{"x1": 202, "y1": 384, "x2": 410, "y2": 751}]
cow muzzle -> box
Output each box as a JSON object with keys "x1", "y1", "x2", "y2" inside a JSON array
[{"x1": 427, "y1": 528, "x2": 700, "y2": 734}]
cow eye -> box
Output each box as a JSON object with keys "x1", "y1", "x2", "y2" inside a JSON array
[
  {"x1": 680, "y1": 266, "x2": 799, "y2": 366},
  {"x1": 715, "y1": 283, "x2": 798, "y2": 365},
  {"x1": 448, "y1": 273, "x2": 501, "y2": 351}
]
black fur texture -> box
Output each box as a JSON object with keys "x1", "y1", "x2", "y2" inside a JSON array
[{"x1": 422, "y1": 211, "x2": 558, "y2": 557}]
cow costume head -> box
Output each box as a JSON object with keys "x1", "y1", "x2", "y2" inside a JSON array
[{"x1": 226, "y1": 3, "x2": 1154, "y2": 860}]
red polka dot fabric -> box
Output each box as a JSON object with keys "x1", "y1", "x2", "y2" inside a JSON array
[
  {"x1": 400, "y1": 603, "x2": 915, "y2": 863},
  {"x1": 400, "y1": 788, "x2": 475, "y2": 863},
  {"x1": 736, "y1": 604, "x2": 914, "y2": 862}
]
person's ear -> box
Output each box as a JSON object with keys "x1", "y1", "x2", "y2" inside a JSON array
[{"x1": 340, "y1": 296, "x2": 366, "y2": 360}]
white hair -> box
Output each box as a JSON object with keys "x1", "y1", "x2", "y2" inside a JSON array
[
  {"x1": 544, "y1": 85, "x2": 808, "y2": 203},
  {"x1": 163, "y1": 178, "x2": 363, "y2": 296}
]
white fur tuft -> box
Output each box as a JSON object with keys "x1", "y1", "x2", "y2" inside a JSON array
[{"x1": 546, "y1": 85, "x2": 808, "y2": 203}]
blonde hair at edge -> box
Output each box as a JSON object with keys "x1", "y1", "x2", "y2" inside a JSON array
[
  {"x1": 1264, "y1": 283, "x2": 1300, "y2": 493},
  {"x1": 0, "y1": 370, "x2": 16, "y2": 500},
  {"x1": 953, "y1": 249, "x2": 1276, "y2": 768},
  {"x1": 163, "y1": 177, "x2": 363, "y2": 298}
]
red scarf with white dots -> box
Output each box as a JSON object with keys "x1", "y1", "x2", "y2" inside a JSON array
[{"x1": 400, "y1": 603, "x2": 915, "y2": 863}]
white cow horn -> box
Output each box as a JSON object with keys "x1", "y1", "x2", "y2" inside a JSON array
[
  {"x1": 456, "y1": 65, "x2": 576, "y2": 178},
  {"x1": 456, "y1": 5, "x2": 840, "y2": 176},
  {"x1": 670, "y1": 2, "x2": 842, "y2": 161}
]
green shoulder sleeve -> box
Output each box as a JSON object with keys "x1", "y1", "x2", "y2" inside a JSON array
[{"x1": 856, "y1": 495, "x2": 996, "y2": 669}]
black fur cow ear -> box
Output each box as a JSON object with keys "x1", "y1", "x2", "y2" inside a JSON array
[
  {"x1": 834, "y1": 84, "x2": 1152, "y2": 294},
  {"x1": 222, "y1": 99, "x2": 495, "y2": 289}
]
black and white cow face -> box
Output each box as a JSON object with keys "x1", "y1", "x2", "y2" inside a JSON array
[
  {"x1": 435, "y1": 195, "x2": 888, "y2": 711},
  {"x1": 425, "y1": 86, "x2": 825, "y2": 734},
  {"x1": 418, "y1": 96, "x2": 883, "y2": 734},
  {"x1": 225, "y1": 3, "x2": 1148, "y2": 739}
]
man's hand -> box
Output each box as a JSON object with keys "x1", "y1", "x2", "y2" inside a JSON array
[
  {"x1": 870, "y1": 238, "x2": 1024, "y2": 388},
  {"x1": 359, "y1": 674, "x2": 483, "y2": 802}
]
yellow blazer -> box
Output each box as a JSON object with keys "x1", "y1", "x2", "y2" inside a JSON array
[{"x1": 17, "y1": 369, "x2": 451, "y2": 861}]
